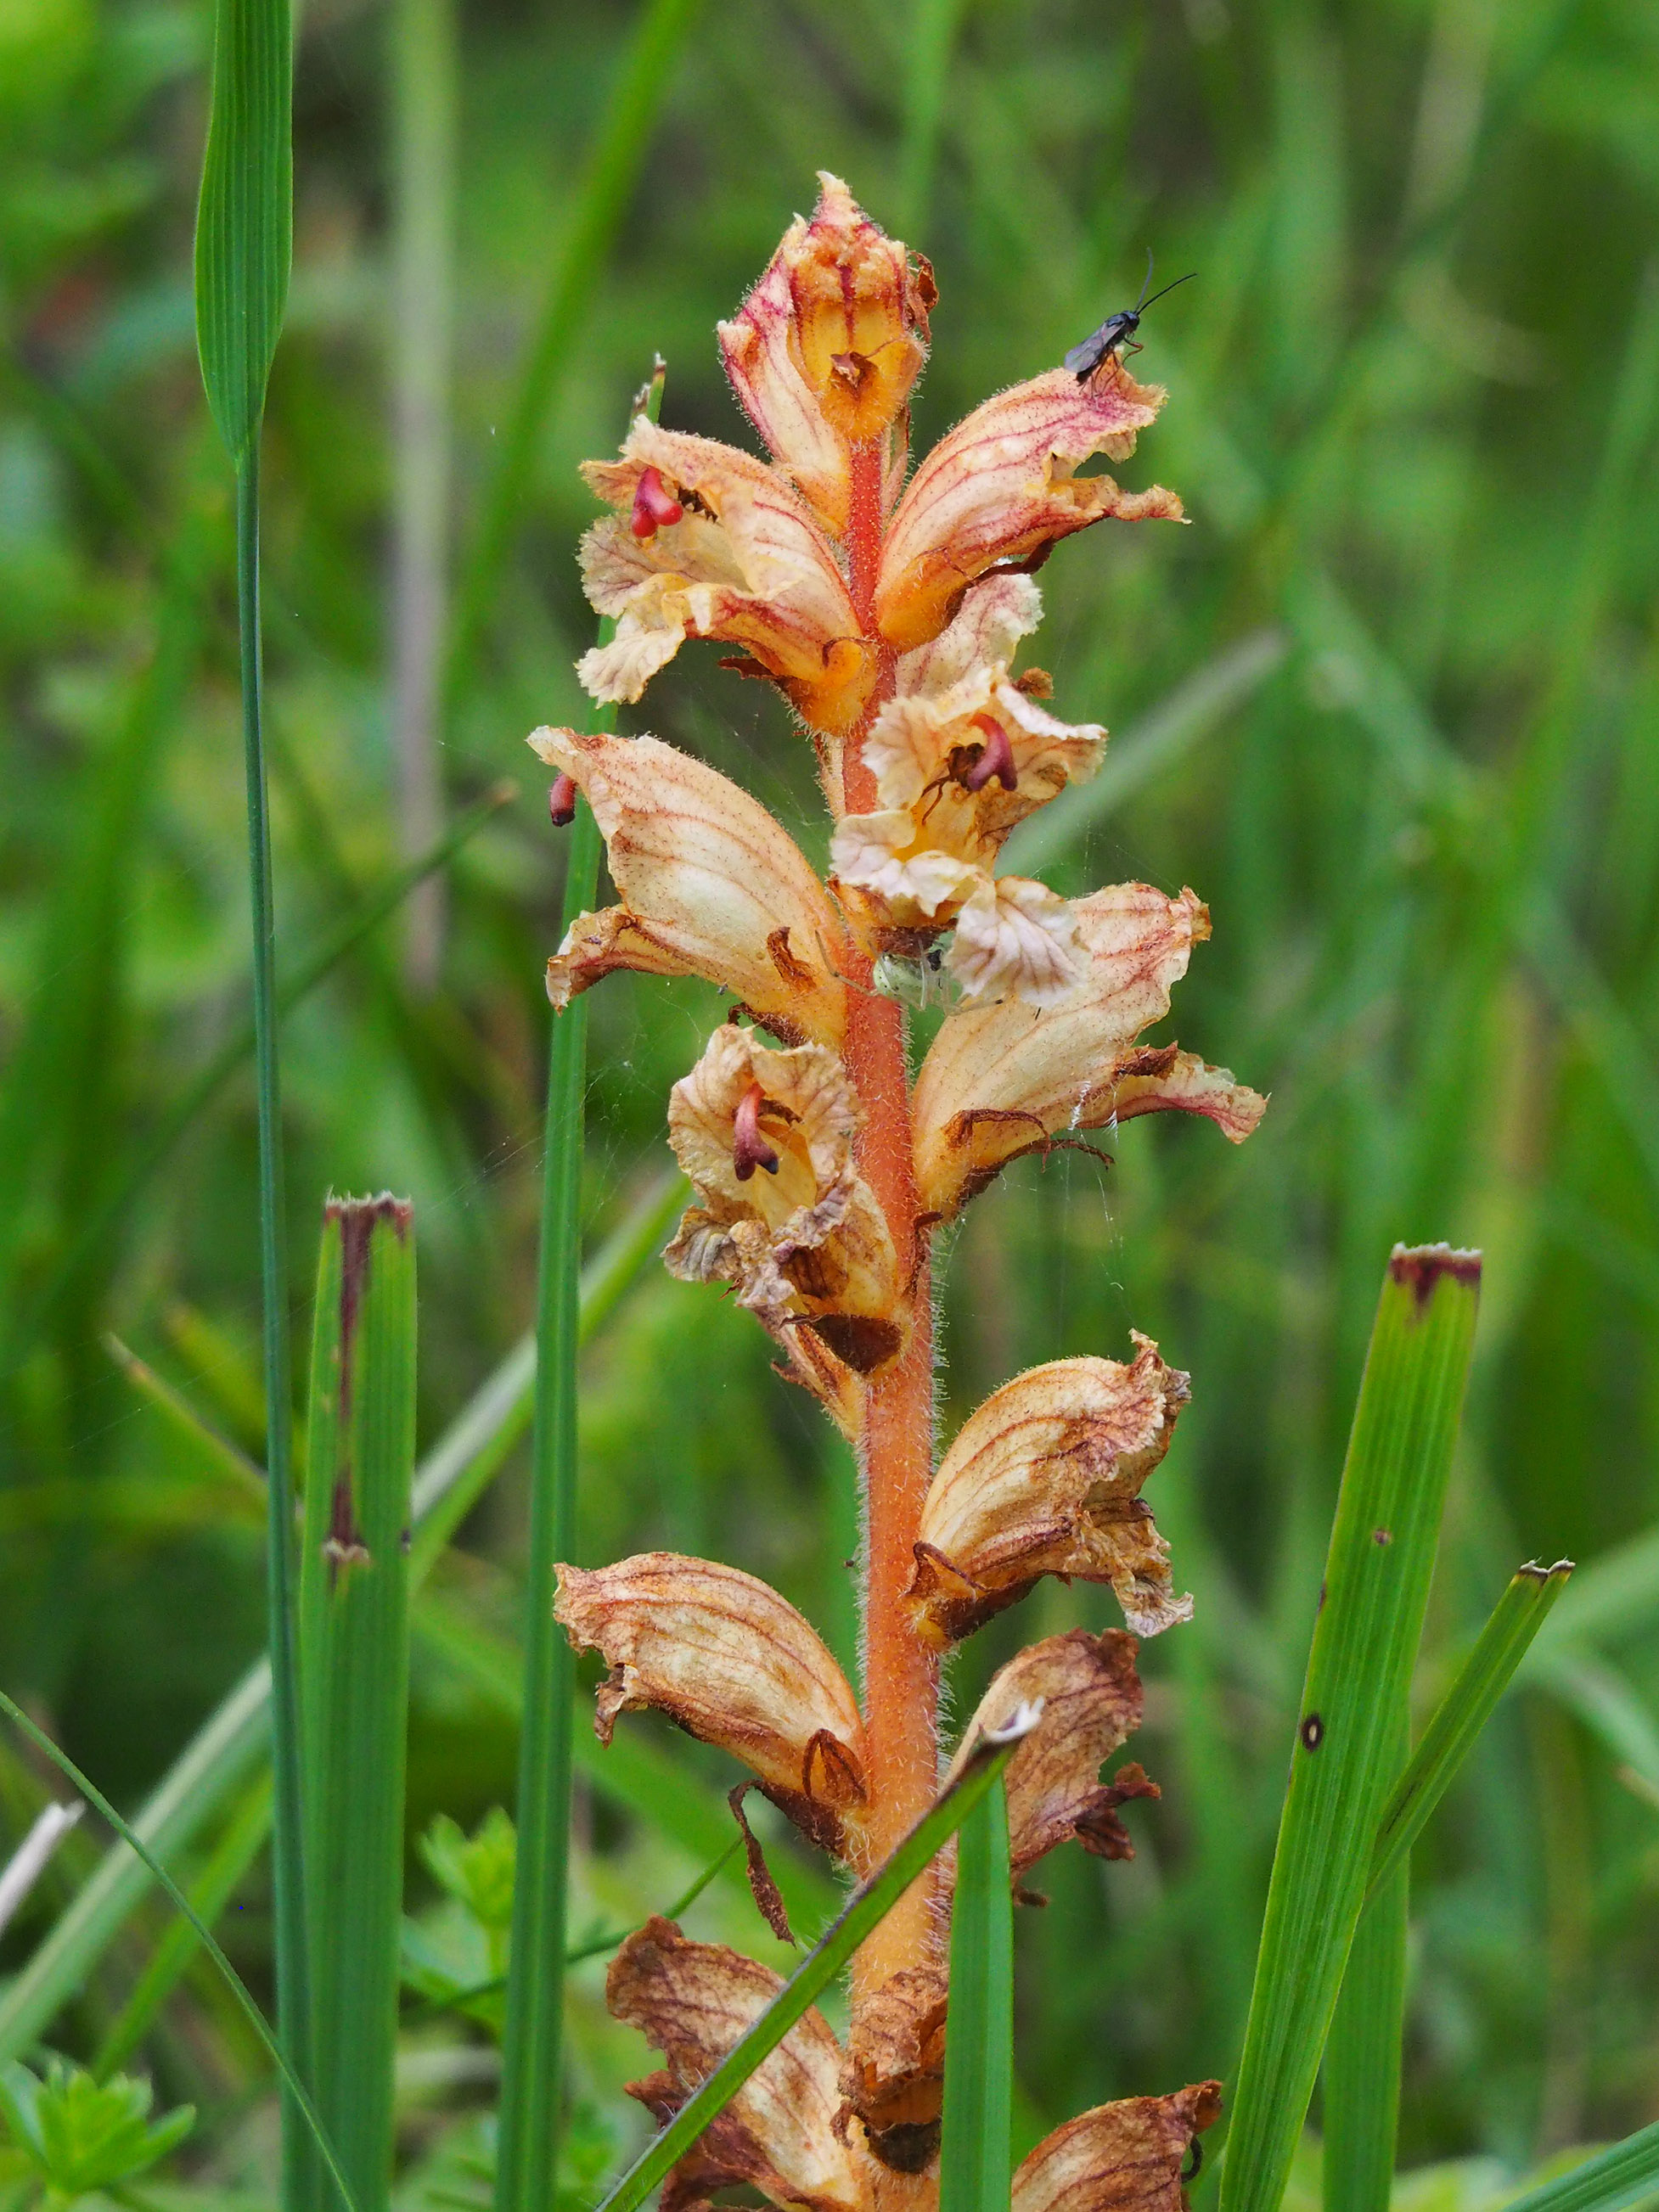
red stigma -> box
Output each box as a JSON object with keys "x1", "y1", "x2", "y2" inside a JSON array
[
  {"x1": 631, "y1": 466, "x2": 684, "y2": 540},
  {"x1": 961, "y1": 717, "x2": 1018, "y2": 793},
  {"x1": 733, "y1": 1081, "x2": 780, "y2": 1182},
  {"x1": 548, "y1": 774, "x2": 577, "y2": 826}
]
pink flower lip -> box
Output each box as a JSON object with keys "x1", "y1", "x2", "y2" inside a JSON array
[{"x1": 631, "y1": 464, "x2": 684, "y2": 539}]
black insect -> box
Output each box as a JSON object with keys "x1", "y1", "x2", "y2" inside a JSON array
[{"x1": 1063, "y1": 254, "x2": 1196, "y2": 379}]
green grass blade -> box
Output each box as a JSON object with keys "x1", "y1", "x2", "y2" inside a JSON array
[
  {"x1": 939, "y1": 1773, "x2": 1013, "y2": 2212},
  {"x1": 494, "y1": 363, "x2": 666, "y2": 2212},
  {"x1": 444, "y1": 0, "x2": 697, "y2": 702},
  {"x1": 299, "y1": 1199, "x2": 416, "y2": 2212},
  {"x1": 0, "y1": 1173, "x2": 675, "y2": 2066},
  {"x1": 194, "y1": 0, "x2": 291, "y2": 460},
  {"x1": 1368, "y1": 1561, "x2": 1573, "y2": 1903},
  {"x1": 93, "y1": 1776, "x2": 273, "y2": 2081},
  {"x1": 1322, "y1": 1719, "x2": 1408, "y2": 2212},
  {"x1": 595, "y1": 1725, "x2": 1032, "y2": 2212},
  {"x1": 0, "y1": 1694, "x2": 360, "y2": 2212},
  {"x1": 897, "y1": 0, "x2": 964, "y2": 236},
  {"x1": 1218, "y1": 1245, "x2": 1482, "y2": 2212},
  {"x1": 1499, "y1": 2125, "x2": 1659, "y2": 2212}
]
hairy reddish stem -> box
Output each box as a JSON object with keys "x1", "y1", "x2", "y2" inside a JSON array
[{"x1": 842, "y1": 441, "x2": 942, "y2": 2003}]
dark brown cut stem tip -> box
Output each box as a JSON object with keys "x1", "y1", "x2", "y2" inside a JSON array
[{"x1": 1388, "y1": 1241, "x2": 1482, "y2": 1312}]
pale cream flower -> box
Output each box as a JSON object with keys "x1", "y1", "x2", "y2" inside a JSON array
[
  {"x1": 556, "y1": 1552, "x2": 868, "y2": 1858},
  {"x1": 913, "y1": 884, "x2": 1267, "y2": 1218},
  {"x1": 576, "y1": 420, "x2": 873, "y2": 732},
  {"x1": 942, "y1": 875, "x2": 1084, "y2": 1007},
  {"x1": 908, "y1": 1339, "x2": 1191, "y2": 1646},
  {"x1": 529, "y1": 727, "x2": 851, "y2": 1048}
]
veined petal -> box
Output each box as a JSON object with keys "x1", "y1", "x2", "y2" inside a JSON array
[
  {"x1": 1012, "y1": 2084, "x2": 1223, "y2": 2212},
  {"x1": 576, "y1": 420, "x2": 872, "y2": 731},
  {"x1": 528, "y1": 727, "x2": 849, "y2": 1047},
  {"x1": 908, "y1": 1339, "x2": 1191, "y2": 1646},
  {"x1": 944, "y1": 876, "x2": 1084, "y2": 1008},
  {"x1": 610, "y1": 1918, "x2": 867, "y2": 2212},
  {"x1": 948, "y1": 1630, "x2": 1154, "y2": 1875},
  {"x1": 914, "y1": 883, "x2": 1265, "y2": 1218},
  {"x1": 895, "y1": 572, "x2": 1044, "y2": 697},
  {"x1": 718, "y1": 238, "x2": 851, "y2": 535},
  {"x1": 555, "y1": 1552, "x2": 869, "y2": 1857},
  {"x1": 665, "y1": 1024, "x2": 906, "y2": 1397},
  {"x1": 829, "y1": 811, "x2": 981, "y2": 924},
  {"x1": 874, "y1": 362, "x2": 1183, "y2": 654}
]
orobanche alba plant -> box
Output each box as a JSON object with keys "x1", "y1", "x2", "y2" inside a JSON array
[{"x1": 531, "y1": 177, "x2": 1266, "y2": 2209}]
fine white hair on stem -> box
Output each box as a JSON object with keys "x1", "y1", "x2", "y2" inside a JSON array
[{"x1": 0, "y1": 1800, "x2": 84, "y2": 1940}]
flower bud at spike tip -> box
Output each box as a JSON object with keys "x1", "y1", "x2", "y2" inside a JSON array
[
  {"x1": 630, "y1": 464, "x2": 683, "y2": 540},
  {"x1": 548, "y1": 774, "x2": 577, "y2": 827},
  {"x1": 732, "y1": 1080, "x2": 780, "y2": 1182},
  {"x1": 960, "y1": 717, "x2": 1019, "y2": 793}
]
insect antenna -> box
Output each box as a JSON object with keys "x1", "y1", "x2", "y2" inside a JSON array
[{"x1": 1137, "y1": 269, "x2": 1197, "y2": 315}]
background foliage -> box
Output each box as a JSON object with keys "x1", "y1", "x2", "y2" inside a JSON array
[{"x1": 1, "y1": 0, "x2": 1657, "y2": 2198}]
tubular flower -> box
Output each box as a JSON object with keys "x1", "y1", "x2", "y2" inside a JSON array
[
  {"x1": 664, "y1": 1024, "x2": 906, "y2": 1407},
  {"x1": 913, "y1": 884, "x2": 1268, "y2": 1220},
  {"x1": 529, "y1": 727, "x2": 850, "y2": 1047},
  {"x1": 543, "y1": 175, "x2": 1260, "y2": 2193},
  {"x1": 908, "y1": 1340, "x2": 1192, "y2": 1646},
  {"x1": 610, "y1": 1919, "x2": 870, "y2": 2212},
  {"x1": 554, "y1": 1554, "x2": 869, "y2": 1858}
]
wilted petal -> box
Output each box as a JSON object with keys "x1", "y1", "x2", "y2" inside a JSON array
[
  {"x1": 829, "y1": 811, "x2": 981, "y2": 927},
  {"x1": 576, "y1": 420, "x2": 872, "y2": 731},
  {"x1": 841, "y1": 1965, "x2": 949, "y2": 2175},
  {"x1": 945, "y1": 877, "x2": 1084, "y2": 1008},
  {"x1": 665, "y1": 1025, "x2": 906, "y2": 1390},
  {"x1": 873, "y1": 362, "x2": 1184, "y2": 654},
  {"x1": 1103, "y1": 1046, "x2": 1268, "y2": 1142},
  {"x1": 1012, "y1": 2083, "x2": 1223, "y2": 2212},
  {"x1": 529, "y1": 727, "x2": 849, "y2": 1048},
  {"x1": 949, "y1": 1630, "x2": 1155, "y2": 1875},
  {"x1": 895, "y1": 572, "x2": 1044, "y2": 698},
  {"x1": 610, "y1": 1918, "x2": 867, "y2": 2212},
  {"x1": 908, "y1": 1339, "x2": 1191, "y2": 1645},
  {"x1": 555, "y1": 1553, "x2": 869, "y2": 1857},
  {"x1": 914, "y1": 884, "x2": 1265, "y2": 1219}
]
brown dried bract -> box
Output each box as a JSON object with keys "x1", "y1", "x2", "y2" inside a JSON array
[
  {"x1": 555, "y1": 1552, "x2": 869, "y2": 1857},
  {"x1": 840, "y1": 1965, "x2": 949, "y2": 2176},
  {"x1": 908, "y1": 1341, "x2": 1192, "y2": 1644},
  {"x1": 1013, "y1": 2081, "x2": 1223, "y2": 2212}
]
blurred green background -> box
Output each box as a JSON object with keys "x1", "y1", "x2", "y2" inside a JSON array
[{"x1": 1, "y1": 0, "x2": 1657, "y2": 2196}]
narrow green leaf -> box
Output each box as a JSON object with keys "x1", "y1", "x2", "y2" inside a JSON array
[
  {"x1": 1322, "y1": 1714, "x2": 1408, "y2": 2212},
  {"x1": 595, "y1": 1725, "x2": 1032, "y2": 2212},
  {"x1": 299, "y1": 1198, "x2": 416, "y2": 2212},
  {"x1": 495, "y1": 362, "x2": 667, "y2": 2212},
  {"x1": 1218, "y1": 1244, "x2": 1482, "y2": 2212},
  {"x1": 939, "y1": 1774, "x2": 1013, "y2": 2212},
  {"x1": 0, "y1": 1693, "x2": 361, "y2": 2212},
  {"x1": 194, "y1": 0, "x2": 292, "y2": 458},
  {"x1": 1499, "y1": 2124, "x2": 1659, "y2": 2212},
  {"x1": 93, "y1": 1777, "x2": 273, "y2": 2082},
  {"x1": 1367, "y1": 1560, "x2": 1573, "y2": 1903},
  {"x1": 0, "y1": 1171, "x2": 674, "y2": 2067}
]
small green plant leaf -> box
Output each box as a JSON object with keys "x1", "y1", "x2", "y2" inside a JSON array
[
  {"x1": 939, "y1": 1771, "x2": 1013, "y2": 2212},
  {"x1": 1219, "y1": 1244, "x2": 1482, "y2": 2212},
  {"x1": 0, "y1": 2060, "x2": 194, "y2": 2197},
  {"x1": 194, "y1": 0, "x2": 292, "y2": 458},
  {"x1": 420, "y1": 1807, "x2": 516, "y2": 1936},
  {"x1": 1367, "y1": 1558, "x2": 1573, "y2": 1904},
  {"x1": 593, "y1": 1718, "x2": 1033, "y2": 2212}
]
